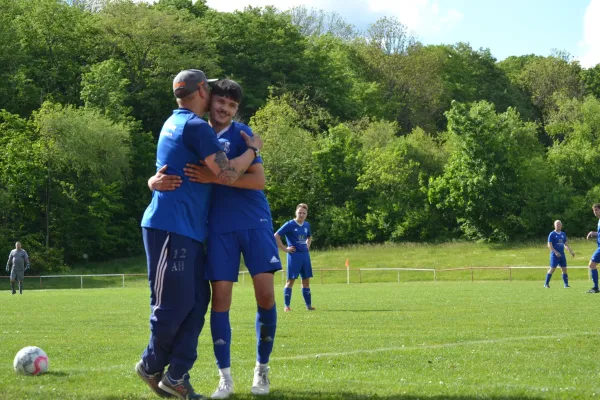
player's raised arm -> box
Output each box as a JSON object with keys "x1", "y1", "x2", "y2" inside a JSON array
[{"x1": 203, "y1": 131, "x2": 263, "y2": 185}]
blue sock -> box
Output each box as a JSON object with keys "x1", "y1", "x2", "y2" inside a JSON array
[
  {"x1": 256, "y1": 305, "x2": 277, "y2": 364},
  {"x1": 211, "y1": 310, "x2": 231, "y2": 369},
  {"x1": 592, "y1": 269, "x2": 598, "y2": 289},
  {"x1": 284, "y1": 287, "x2": 292, "y2": 307},
  {"x1": 302, "y1": 288, "x2": 312, "y2": 308},
  {"x1": 562, "y1": 274, "x2": 569, "y2": 286},
  {"x1": 545, "y1": 273, "x2": 552, "y2": 286}
]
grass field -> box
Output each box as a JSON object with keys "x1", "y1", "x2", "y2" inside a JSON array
[
  {"x1": 1, "y1": 281, "x2": 600, "y2": 399},
  {"x1": 64, "y1": 238, "x2": 599, "y2": 274}
]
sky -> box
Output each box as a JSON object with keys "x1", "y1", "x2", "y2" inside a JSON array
[{"x1": 203, "y1": 0, "x2": 600, "y2": 67}]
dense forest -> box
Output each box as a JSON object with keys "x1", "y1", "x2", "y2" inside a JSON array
[{"x1": 1, "y1": 0, "x2": 600, "y2": 272}]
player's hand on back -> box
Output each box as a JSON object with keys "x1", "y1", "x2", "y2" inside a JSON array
[
  {"x1": 184, "y1": 163, "x2": 217, "y2": 184},
  {"x1": 241, "y1": 130, "x2": 263, "y2": 150},
  {"x1": 150, "y1": 165, "x2": 182, "y2": 192},
  {"x1": 286, "y1": 246, "x2": 296, "y2": 253}
]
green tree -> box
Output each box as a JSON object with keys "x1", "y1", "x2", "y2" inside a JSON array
[
  {"x1": 81, "y1": 59, "x2": 132, "y2": 122},
  {"x1": 429, "y1": 101, "x2": 554, "y2": 241},
  {"x1": 250, "y1": 95, "x2": 318, "y2": 227},
  {"x1": 357, "y1": 123, "x2": 447, "y2": 241},
  {"x1": 287, "y1": 6, "x2": 357, "y2": 40},
  {"x1": 33, "y1": 102, "x2": 131, "y2": 261},
  {"x1": 499, "y1": 53, "x2": 584, "y2": 128},
  {"x1": 154, "y1": 0, "x2": 209, "y2": 18},
  {"x1": 93, "y1": 0, "x2": 219, "y2": 134},
  {"x1": 207, "y1": 7, "x2": 307, "y2": 119},
  {"x1": 545, "y1": 96, "x2": 600, "y2": 234},
  {"x1": 582, "y1": 64, "x2": 600, "y2": 99}
]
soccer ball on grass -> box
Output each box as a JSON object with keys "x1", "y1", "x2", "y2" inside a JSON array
[{"x1": 13, "y1": 346, "x2": 49, "y2": 375}]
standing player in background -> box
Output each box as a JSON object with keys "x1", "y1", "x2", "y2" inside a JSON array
[
  {"x1": 544, "y1": 220, "x2": 574, "y2": 288},
  {"x1": 137, "y1": 70, "x2": 262, "y2": 400},
  {"x1": 150, "y1": 79, "x2": 281, "y2": 399},
  {"x1": 274, "y1": 203, "x2": 315, "y2": 312},
  {"x1": 6, "y1": 241, "x2": 30, "y2": 295},
  {"x1": 586, "y1": 203, "x2": 600, "y2": 293}
]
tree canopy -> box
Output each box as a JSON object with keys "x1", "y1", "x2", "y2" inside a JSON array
[{"x1": 0, "y1": 0, "x2": 598, "y2": 271}]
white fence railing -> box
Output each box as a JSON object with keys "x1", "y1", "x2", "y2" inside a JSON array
[{"x1": 1, "y1": 266, "x2": 592, "y2": 289}]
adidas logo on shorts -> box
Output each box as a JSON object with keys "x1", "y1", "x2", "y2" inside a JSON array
[{"x1": 270, "y1": 256, "x2": 279, "y2": 264}]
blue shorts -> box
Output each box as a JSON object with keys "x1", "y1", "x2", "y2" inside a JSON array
[
  {"x1": 550, "y1": 253, "x2": 567, "y2": 268},
  {"x1": 592, "y1": 248, "x2": 600, "y2": 263},
  {"x1": 206, "y1": 229, "x2": 282, "y2": 282},
  {"x1": 286, "y1": 251, "x2": 312, "y2": 280}
]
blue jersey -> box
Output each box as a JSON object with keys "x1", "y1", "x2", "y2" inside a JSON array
[
  {"x1": 141, "y1": 108, "x2": 223, "y2": 242},
  {"x1": 276, "y1": 220, "x2": 311, "y2": 252},
  {"x1": 208, "y1": 122, "x2": 273, "y2": 234},
  {"x1": 597, "y1": 219, "x2": 600, "y2": 247},
  {"x1": 548, "y1": 231, "x2": 567, "y2": 255}
]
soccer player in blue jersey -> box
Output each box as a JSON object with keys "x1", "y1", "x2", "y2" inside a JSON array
[
  {"x1": 544, "y1": 220, "x2": 575, "y2": 288},
  {"x1": 150, "y1": 79, "x2": 281, "y2": 399},
  {"x1": 136, "y1": 70, "x2": 263, "y2": 400},
  {"x1": 586, "y1": 203, "x2": 600, "y2": 293},
  {"x1": 274, "y1": 203, "x2": 314, "y2": 312}
]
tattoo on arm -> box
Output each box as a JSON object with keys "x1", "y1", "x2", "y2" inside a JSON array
[{"x1": 214, "y1": 151, "x2": 241, "y2": 184}]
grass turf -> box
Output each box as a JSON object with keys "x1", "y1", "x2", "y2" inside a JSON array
[{"x1": 1, "y1": 281, "x2": 599, "y2": 399}]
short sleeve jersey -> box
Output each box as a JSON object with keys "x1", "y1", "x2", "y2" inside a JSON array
[
  {"x1": 276, "y1": 220, "x2": 311, "y2": 252},
  {"x1": 207, "y1": 122, "x2": 273, "y2": 234},
  {"x1": 548, "y1": 231, "x2": 567, "y2": 255},
  {"x1": 141, "y1": 108, "x2": 223, "y2": 242},
  {"x1": 8, "y1": 249, "x2": 28, "y2": 271}
]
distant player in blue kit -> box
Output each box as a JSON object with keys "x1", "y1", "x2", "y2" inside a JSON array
[
  {"x1": 150, "y1": 79, "x2": 281, "y2": 399},
  {"x1": 544, "y1": 220, "x2": 575, "y2": 288},
  {"x1": 586, "y1": 203, "x2": 600, "y2": 293},
  {"x1": 136, "y1": 70, "x2": 262, "y2": 400},
  {"x1": 274, "y1": 203, "x2": 315, "y2": 312}
]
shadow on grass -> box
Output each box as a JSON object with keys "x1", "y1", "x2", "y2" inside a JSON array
[
  {"x1": 44, "y1": 371, "x2": 69, "y2": 377},
  {"x1": 90, "y1": 390, "x2": 544, "y2": 400}
]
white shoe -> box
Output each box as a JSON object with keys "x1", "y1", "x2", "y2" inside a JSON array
[
  {"x1": 211, "y1": 375, "x2": 234, "y2": 399},
  {"x1": 251, "y1": 365, "x2": 270, "y2": 395}
]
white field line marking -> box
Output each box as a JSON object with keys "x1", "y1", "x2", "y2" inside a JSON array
[
  {"x1": 47, "y1": 331, "x2": 600, "y2": 372},
  {"x1": 270, "y1": 331, "x2": 600, "y2": 361}
]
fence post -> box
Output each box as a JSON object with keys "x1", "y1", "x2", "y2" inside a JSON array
[
  {"x1": 509, "y1": 268, "x2": 512, "y2": 282},
  {"x1": 80, "y1": 275, "x2": 83, "y2": 289},
  {"x1": 471, "y1": 268, "x2": 474, "y2": 283},
  {"x1": 122, "y1": 274, "x2": 125, "y2": 288},
  {"x1": 320, "y1": 269, "x2": 323, "y2": 285}
]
